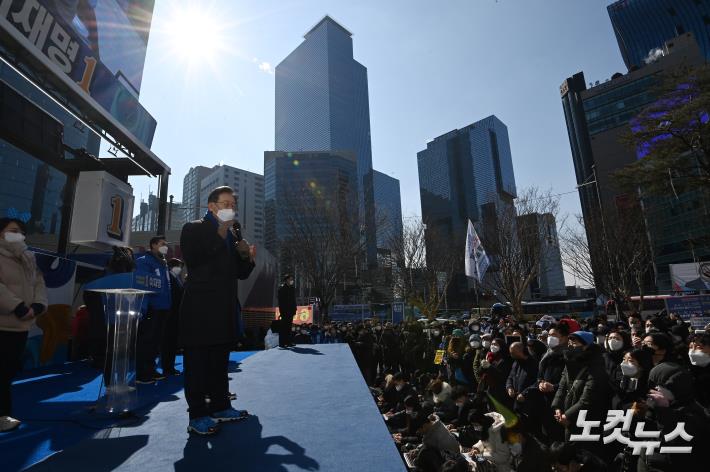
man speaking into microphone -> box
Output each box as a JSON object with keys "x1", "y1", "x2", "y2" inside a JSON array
[{"x1": 179, "y1": 186, "x2": 256, "y2": 435}]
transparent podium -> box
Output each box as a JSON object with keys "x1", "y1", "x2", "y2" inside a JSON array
[{"x1": 85, "y1": 273, "x2": 158, "y2": 415}]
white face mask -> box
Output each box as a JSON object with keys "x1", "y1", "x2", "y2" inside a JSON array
[
  {"x1": 395, "y1": 384, "x2": 404, "y2": 391},
  {"x1": 620, "y1": 361, "x2": 638, "y2": 377},
  {"x1": 490, "y1": 344, "x2": 500, "y2": 353},
  {"x1": 547, "y1": 336, "x2": 560, "y2": 348},
  {"x1": 4, "y1": 232, "x2": 25, "y2": 243},
  {"x1": 470, "y1": 341, "x2": 481, "y2": 348},
  {"x1": 482, "y1": 340, "x2": 491, "y2": 349},
  {"x1": 608, "y1": 339, "x2": 624, "y2": 351},
  {"x1": 158, "y1": 245, "x2": 169, "y2": 255},
  {"x1": 170, "y1": 267, "x2": 182, "y2": 276},
  {"x1": 470, "y1": 325, "x2": 479, "y2": 331},
  {"x1": 216, "y1": 208, "x2": 235, "y2": 222},
  {"x1": 433, "y1": 330, "x2": 441, "y2": 337},
  {"x1": 689, "y1": 350, "x2": 710, "y2": 367},
  {"x1": 288, "y1": 280, "x2": 294, "y2": 286}
]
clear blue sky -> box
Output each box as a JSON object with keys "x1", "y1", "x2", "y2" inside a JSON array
[{"x1": 131, "y1": 0, "x2": 626, "y2": 234}]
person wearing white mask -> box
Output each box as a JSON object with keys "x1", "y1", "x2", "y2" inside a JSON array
[
  {"x1": 179, "y1": 186, "x2": 256, "y2": 435},
  {"x1": 135, "y1": 236, "x2": 173, "y2": 384},
  {"x1": 688, "y1": 334, "x2": 710, "y2": 408},
  {"x1": 602, "y1": 330, "x2": 631, "y2": 406},
  {"x1": 523, "y1": 324, "x2": 568, "y2": 442},
  {"x1": 613, "y1": 348, "x2": 653, "y2": 411},
  {"x1": 0, "y1": 218, "x2": 47, "y2": 432}
]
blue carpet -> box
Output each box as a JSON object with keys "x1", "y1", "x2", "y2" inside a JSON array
[
  {"x1": 22, "y1": 344, "x2": 406, "y2": 472},
  {"x1": 0, "y1": 352, "x2": 255, "y2": 472}
]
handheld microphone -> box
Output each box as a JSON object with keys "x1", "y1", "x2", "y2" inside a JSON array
[{"x1": 232, "y1": 220, "x2": 243, "y2": 242}]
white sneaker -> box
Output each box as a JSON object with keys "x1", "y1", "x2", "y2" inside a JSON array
[{"x1": 0, "y1": 416, "x2": 21, "y2": 432}]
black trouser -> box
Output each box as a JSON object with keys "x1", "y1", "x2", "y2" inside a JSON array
[
  {"x1": 279, "y1": 314, "x2": 294, "y2": 346},
  {"x1": 161, "y1": 309, "x2": 179, "y2": 374},
  {"x1": 183, "y1": 345, "x2": 231, "y2": 419},
  {"x1": 136, "y1": 309, "x2": 168, "y2": 379},
  {"x1": 0, "y1": 330, "x2": 29, "y2": 417}
]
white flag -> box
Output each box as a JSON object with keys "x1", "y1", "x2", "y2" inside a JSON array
[{"x1": 465, "y1": 220, "x2": 490, "y2": 283}]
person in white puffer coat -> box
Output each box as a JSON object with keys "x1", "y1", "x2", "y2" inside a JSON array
[
  {"x1": 0, "y1": 218, "x2": 47, "y2": 433},
  {"x1": 470, "y1": 411, "x2": 512, "y2": 472}
]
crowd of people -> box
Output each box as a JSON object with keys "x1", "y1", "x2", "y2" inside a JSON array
[
  {"x1": 284, "y1": 310, "x2": 710, "y2": 471},
  {"x1": 2, "y1": 207, "x2": 710, "y2": 468}
]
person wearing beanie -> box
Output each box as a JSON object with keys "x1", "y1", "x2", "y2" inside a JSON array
[
  {"x1": 636, "y1": 362, "x2": 710, "y2": 470},
  {"x1": 552, "y1": 330, "x2": 610, "y2": 457}
]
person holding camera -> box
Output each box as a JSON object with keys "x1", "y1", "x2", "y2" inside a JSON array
[
  {"x1": 179, "y1": 186, "x2": 255, "y2": 435},
  {"x1": 0, "y1": 218, "x2": 47, "y2": 432}
]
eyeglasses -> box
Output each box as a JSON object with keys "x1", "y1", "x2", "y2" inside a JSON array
[{"x1": 215, "y1": 200, "x2": 236, "y2": 209}]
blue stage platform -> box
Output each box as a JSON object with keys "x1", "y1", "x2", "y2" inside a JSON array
[{"x1": 5, "y1": 344, "x2": 406, "y2": 472}]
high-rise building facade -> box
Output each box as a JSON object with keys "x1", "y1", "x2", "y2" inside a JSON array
[
  {"x1": 418, "y1": 115, "x2": 517, "y2": 241},
  {"x1": 131, "y1": 194, "x2": 187, "y2": 233},
  {"x1": 275, "y1": 16, "x2": 376, "y2": 266},
  {"x1": 517, "y1": 213, "x2": 567, "y2": 299},
  {"x1": 417, "y1": 115, "x2": 517, "y2": 306},
  {"x1": 198, "y1": 165, "x2": 265, "y2": 247},
  {"x1": 373, "y1": 170, "x2": 403, "y2": 255},
  {"x1": 264, "y1": 151, "x2": 358, "y2": 280},
  {"x1": 608, "y1": 0, "x2": 710, "y2": 70},
  {"x1": 560, "y1": 33, "x2": 710, "y2": 291},
  {"x1": 182, "y1": 165, "x2": 217, "y2": 222}
]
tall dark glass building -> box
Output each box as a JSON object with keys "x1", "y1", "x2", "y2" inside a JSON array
[
  {"x1": 417, "y1": 115, "x2": 517, "y2": 306},
  {"x1": 608, "y1": 0, "x2": 710, "y2": 69},
  {"x1": 373, "y1": 170, "x2": 403, "y2": 255},
  {"x1": 275, "y1": 16, "x2": 377, "y2": 266},
  {"x1": 418, "y1": 115, "x2": 516, "y2": 240},
  {"x1": 264, "y1": 151, "x2": 359, "y2": 271},
  {"x1": 560, "y1": 33, "x2": 710, "y2": 291}
]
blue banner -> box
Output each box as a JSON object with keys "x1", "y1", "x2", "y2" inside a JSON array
[
  {"x1": 665, "y1": 295, "x2": 710, "y2": 329},
  {"x1": 1, "y1": 0, "x2": 157, "y2": 146}
]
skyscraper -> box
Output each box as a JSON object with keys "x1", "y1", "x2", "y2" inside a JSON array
[
  {"x1": 182, "y1": 165, "x2": 216, "y2": 222},
  {"x1": 198, "y1": 165, "x2": 265, "y2": 247},
  {"x1": 373, "y1": 170, "x2": 403, "y2": 256},
  {"x1": 417, "y1": 115, "x2": 517, "y2": 305},
  {"x1": 517, "y1": 213, "x2": 567, "y2": 299},
  {"x1": 264, "y1": 151, "x2": 359, "y2": 281},
  {"x1": 560, "y1": 33, "x2": 710, "y2": 291},
  {"x1": 608, "y1": 0, "x2": 710, "y2": 70},
  {"x1": 275, "y1": 15, "x2": 376, "y2": 265},
  {"x1": 418, "y1": 115, "x2": 517, "y2": 239}
]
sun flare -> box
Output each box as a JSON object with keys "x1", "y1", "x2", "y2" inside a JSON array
[{"x1": 163, "y1": 6, "x2": 227, "y2": 66}]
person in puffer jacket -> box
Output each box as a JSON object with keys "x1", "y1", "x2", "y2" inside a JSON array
[
  {"x1": 470, "y1": 411, "x2": 512, "y2": 472},
  {"x1": 0, "y1": 218, "x2": 47, "y2": 432}
]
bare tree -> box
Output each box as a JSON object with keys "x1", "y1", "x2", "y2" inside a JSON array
[
  {"x1": 280, "y1": 187, "x2": 363, "y2": 314},
  {"x1": 389, "y1": 217, "x2": 459, "y2": 319},
  {"x1": 560, "y1": 206, "x2": 654, "y2": 314},
  {"x1": 559, "y1": 215, "x2": 597, "y2": 290},
  {"x1": 485, "y1": 187, "x2": 561, "y2": 317}
]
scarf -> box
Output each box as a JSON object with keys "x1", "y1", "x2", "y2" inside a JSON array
[{"x1": 204, "y1": 210, "x2": 235, "y2": 254}]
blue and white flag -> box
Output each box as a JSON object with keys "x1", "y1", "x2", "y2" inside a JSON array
[{"x1": 465, "y1": 220, "x2": 490, "y2": 283}]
